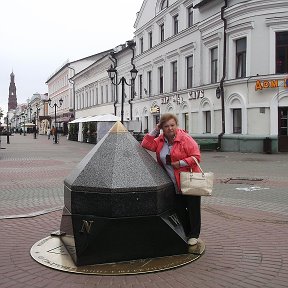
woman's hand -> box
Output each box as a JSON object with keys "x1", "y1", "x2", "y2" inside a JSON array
[
  {"x1": 171, "y1": 161, "x2": 180, "y2": 169},
  {"x1": 155, "y1": 123, "x2": 161, "y2": 132}
]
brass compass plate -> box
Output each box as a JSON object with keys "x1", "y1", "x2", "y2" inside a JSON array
[{"x1": 30, "y1": 236, "x2": 205, "y2": 275}]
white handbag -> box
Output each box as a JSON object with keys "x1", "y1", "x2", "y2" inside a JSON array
[{"x1": 180, "y1": 156, "x2": 214, "y2": 196}]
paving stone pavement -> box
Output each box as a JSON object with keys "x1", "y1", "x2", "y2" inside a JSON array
[{"x1": 0, "y1": 133, "x2": 288, "y2": 288}]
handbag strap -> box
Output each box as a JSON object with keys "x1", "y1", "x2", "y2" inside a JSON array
[{"x1": 191, "y1": 156, "x2": 205, "y2": 175}]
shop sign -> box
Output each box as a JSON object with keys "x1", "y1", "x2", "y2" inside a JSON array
[
  {"x1": 188, "y1": 90, "x2": 204, "y2": 100},
  {"x1": 255, "y1": 78, "x2": 288, "y2": 91},
  {"x1": 150, "y1": 105, "x2": 160, "y2": 114},
  {"x1": 161, "y1": 94, "x2": 183, "y2": 105}
]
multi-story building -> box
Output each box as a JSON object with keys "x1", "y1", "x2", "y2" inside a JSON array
[
  {"x1": 56, "y1": 0, "x2": 288, "y2": 153},
  {"x1": 130, "y1": 0, "x2": 288, "y2": 152},
  {"x1": 27, "y1": 92, "x2": 48, "y2": 134},
  {"x1": 45, "y1": 51, "x2": 111, "y2": 135},
  {"x1": 70, "y1": 42, "x2": 137, "y2": 142}
]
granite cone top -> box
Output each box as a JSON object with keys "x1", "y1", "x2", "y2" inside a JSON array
[
  {"x1": 109, "y1": 121, "x2": 128, "y2": 133},
  {"x1": 64, "y1": 121, "x2": 173, "y2": 192}
]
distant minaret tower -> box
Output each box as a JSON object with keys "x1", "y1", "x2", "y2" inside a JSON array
[{"x1": 8, "y1": 71, "x2": 17, "y2": 110}]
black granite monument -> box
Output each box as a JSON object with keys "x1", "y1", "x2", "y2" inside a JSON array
[{"x1": 59, "y1": 122, "x2": 188, "y2": 266}]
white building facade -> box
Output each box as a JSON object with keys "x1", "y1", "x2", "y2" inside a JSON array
[
  {"x1": 45, "y1": 52, "x2": 111, "y2": 135},
  {"x1": 70, "y1": 43, "x2": 139, "y2": 142},
  {"x1": 62, "y1": 0, "x2": 288, "y2": 153},
  {"x1": 130, "y1": 0, "x2": 288, "y2": 153}
]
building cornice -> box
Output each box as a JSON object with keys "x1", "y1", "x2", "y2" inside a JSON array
[
  {"x1": 202, "y1": 32, "x2": 222, "y2": 46},
  {"x1": 226, "y1": 0, "x2": 288, "y2": 21},
  {"x1": 265, "y1": 16, "x2": 288, "y2": 27},
  {"x1": 226, "y1": 21, "x2": 255, "y2": 35}
]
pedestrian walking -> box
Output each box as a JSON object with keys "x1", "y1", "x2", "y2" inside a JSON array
[
  {"x1": 47, "y1": 127, "x2": 51, "y2": 140},
  {"x1": 51, "y1": 126, "x2": 57, "y2": 143}
]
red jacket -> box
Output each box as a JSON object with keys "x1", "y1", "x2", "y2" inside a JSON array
[{"x1": 141, "y1": 129, "x2": 201, "y2": 191}]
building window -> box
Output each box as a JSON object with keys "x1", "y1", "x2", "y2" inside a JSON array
[
  {"x1": 173, "y1": 14, "x2": 179, "y2": 35},
  {"x1": 172, "y1": 61, "x2": 177, "y2": 92},
  {"x1": 101, "y1": 86, "x2": 104, "y2": 104},
  {"x1": 144, "y1": 116, "x2": 149, "y2": 133},
  {"x1": 139, "y1": 75, "x2": 143, "y2": 99},
  {"x1": 149, "y1": 31, "x2": 153, "y2": 49},
  {"x1": 76, "y1": 95, "x2": 78, "y2": 109},
  {"x1": 89, "y1": 91, "x2": 92, "y2": 106},
  {"x1": 96, "y1": 87, "x2": 99, "y2": 105},
  {"x1": 85, "y1": 92, "x2": 88, "y2": 108},
  {"x1": 106, "y1": 85, "x2": 108, "y2": 103},
  {"x1": 279, "y1": 107, "x2": 288, "y2": 136},
  {"x1": 211, "y1": 47, "x2": 218, "y2": 83},
  {"x1": 233, "y1": 109, "x2": 242, "y2": 134},
  {"x1": 276, "y1": 31, "x2": 288, "y2": 73},
  {"x1": 236, "y1": 38, "x2": 246, "y2": 78},
  {"x1": 205, "y1": 111, "x2": 211, "y2": 133},
  {"x1": 147, "y1": 71, "x2": 152, "y2": 96},
  {"x1": 159, "y1": 66, "x2": 164, "y2": 94},
  {"x1": 186, "y1": 55, "x2": 193, "y2": 88},
  {"x1": 161, "y1": 0, "x2": 168, "y2": 10},
  {"x1": 140, "y1": 37, "x2": 144, "y2": 54},
  {"x1": 111, "y1": 85, "x2": 114, "y2": 102},
  {"x1": 160, "y1": 24, "x2": 164, "y2": 42},
  {"x1": 96, "y1": 87, "x2": 98, "y2": 104},
  {"x1": 92, "y1": 89, "x2": 95, "y2": 105},
  {"x1": 88, "y1": 91, "x2": 91, "y2": 107},
  {"x1": 188, "y1": 6, "x2": 193, "y2": 27},
  {"x1": 184, "y1": 113, "x2": 189, "y2": 132}
]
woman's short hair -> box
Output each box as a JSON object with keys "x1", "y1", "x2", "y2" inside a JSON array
[{"x1": 159, "y1": 113, "x2": 178, "y2": 129}]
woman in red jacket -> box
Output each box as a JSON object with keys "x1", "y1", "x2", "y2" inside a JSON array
[{"x1": 141, "y1": 113, "x2": 201, "y2": 246}]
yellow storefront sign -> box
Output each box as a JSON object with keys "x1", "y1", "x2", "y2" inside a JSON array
[
  {"x1": 255, "y1": 80, "x2": 279, "y2": 91},
  {"x1": 255, "y1": 78, "x2": 288, "y2": 91}
]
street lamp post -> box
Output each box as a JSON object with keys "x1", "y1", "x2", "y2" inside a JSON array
[
  {"x1": 29, "y1": 106, "x2": 33, "y2": 123},
  {"x1": 33, "y1": 105, "x2": 40, "y2": 139},
  {"x1": 33, "y1": 112, "x2": 37, "y2": 139},
  {"x1": 22, "y1": 113, "x2": 27, "y2": 136},
  {"x1": 48, "y1": 98, "x2": 63, "y2": 144},
  {"x1": 6, "y1": 114, "x2": 10, "y2": 144},
  {"x1": 17, "y1": 116, "x2": 21, "y2": 134},
  {"x1": 107, "y1": 65, "x2": 138, "y2": 124}
]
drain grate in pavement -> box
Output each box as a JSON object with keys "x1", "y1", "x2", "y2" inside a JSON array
[{"x1": 221, "y1": 177, "x2": 264, "y2": 184}]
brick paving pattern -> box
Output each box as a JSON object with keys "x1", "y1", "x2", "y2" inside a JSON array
[{"x1": 0, "y1": 133, "x2": 288, "y2": 287}]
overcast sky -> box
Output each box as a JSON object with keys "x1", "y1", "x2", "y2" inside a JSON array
[{"x1": 0, "y1": 0, "x2": 143, "y2": 115}]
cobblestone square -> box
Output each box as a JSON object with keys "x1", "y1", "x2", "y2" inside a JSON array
[{"x1": 0, "y1": 134, "x2": 288, "y2": 288}]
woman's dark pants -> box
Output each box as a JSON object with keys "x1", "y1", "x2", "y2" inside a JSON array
[{"x1": 175, "y1": 195, "x2": 201, "y2": 239}]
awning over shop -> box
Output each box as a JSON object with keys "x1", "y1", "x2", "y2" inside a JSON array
[{"x1": 69, "y1": 114, "x2": 120, "y2": 124}]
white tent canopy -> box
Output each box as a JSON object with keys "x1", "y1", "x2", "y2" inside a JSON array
[
  {"x1": 69, "y1": 114, "x2": 120, "y2": 124},
  {"x1": 21, "y1": 122, "x2": 35, "y2": 127},
  {"x1": 69, "y1": 117, "x2": 87, "y2": 124}
]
